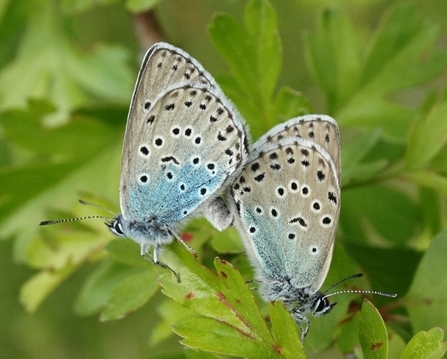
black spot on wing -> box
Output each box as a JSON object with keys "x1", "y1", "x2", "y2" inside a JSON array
[{"x1": 161, "y1": 156, "x2": 180, "y2": 165}]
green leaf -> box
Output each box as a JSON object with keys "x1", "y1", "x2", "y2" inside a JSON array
[
  {"x1": 74, "y1": 260, "x2": 146, "y2": 316},
  {"x1": 362, "y1": 5, "x2": 445, "y2": 90},
  {"x1": 429, "y1": 146, "x2": 447, "y2": 173},
  {"x1": 160, "y1": 244, "x2": 271, "y2": 340},
  {"x1": 159, "y1": 241, "x2": 310, "y2": 358},
  {"x1": 19, "y1": 211, "x2": 112, "y2": 312},
  {"x1": 244, "y1": 0, "x2": 281, "y2": 105},
  {"x1": 406, "y1": 231, "x2": 447, "y2": 334},
  {"x1": 420, "y1": 187, "x2": 443, "y2": 236},
  {"x1": 150, "y1": 299, "x2": 193, "y2": 347},
  {"x1": 20, "y1": 263, "x2": 75, "y2": 312},
  {"x1": 175, "y1": 317, "x2": 281, "y2": 359},
  {"x1": 271, "y1": 86, "x2": 312, "y2": 123},
  {"x1": 343, "y1": 160, "x2": 389, "y2": 187},
  {"x1": 341, "y1": 128, "x2": 388, "y2": 186},
  {"x1": 0, "y1": 162, "x2": 78, "y2": 225},
  {"x1": 209, "y1": 13, "x2": 252, "y2": 92},
  {"x1": 79, "y1": 240, "x2": 168, "y2": 321},
  {"x1": 338, "y1": 99, "x2": 413, "y2": 142},
  {"x1": 406, "y1": 102, "x2": 447, "y2": 169},
  {"x1": 0, "y1": 1, "x2": 133, "y2": 120},
  {"x1": 304, "y1": 5, "x2": 447, "y2": 141},
  {"x1": 1, "y1": 103, "x2": 116, "y2": 157},
  {"x1": 342, "y1": 241, "x2": 422, "y2": 297},
  {"x1": 405, "y1": 170, "x2": 447, "y2": 196},
  {"x1": 100, "y1": 268, "x2": 159, "y2": 321},
  {"x1": 210, "y1": 227, "x2": 244, "y2": 254},
  {"x1": 210, "y1": 0, "x2": 280, "y2": 104},
  {"x1": 400, "y1": 328, "x2": 446, "y2": 359},
  {"x1": 269, "y1": 301, "x2": 305, "y2": 358},
  {"x1": 26, "y1": 229, "x2": 107, "y2": 270},
  {"x1": 1, "y1": 102, "x2": 123, "y2": 262},
  {"x1": 387, "y1": 331, "x2": 407, "y2": 359},
  {"x1": 340, "y1": 185, "x2": 421, "y2": 244},
  {"x1": 209, "y1": 0, "x2": 283, "y2": 137},
  {"x1": 359, "y1": 299, "x2": 389, "y2": 359},
  {"x1": 337, "y1": 312, "x2": 361, "y2": 353},
  {"x1": 303, "y1": 6, "x2": 361, "y2": 112},
  {"x1": 106, "y1": 239, "x2": 152, "y2": 268},
  {"x1": 342, "y1": 129, "x2": 382, "y2": 170},
  {"x1": 184, "y1": 348, "x2": 224, "y2": 359}
]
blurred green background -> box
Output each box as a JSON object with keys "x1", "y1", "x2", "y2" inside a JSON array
[{"x1": 1, "y1": 0, "x2": 447, "y2": 358}]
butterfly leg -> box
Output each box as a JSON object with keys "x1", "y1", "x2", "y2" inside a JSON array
[
  {"x1": 245, "y1": 279, "x2": 263, "y2": 290},
  {"x1": 291, "y1": 309, "x2": 311, "y2": 342},
  {"x1": 171, "y1": 231, "x2": 198, "y2": 258},
  {"x1": 153, "y1": 246, "x2": 181, "y2": 283},
  {"x1": 299, "y1": 318, "x2": 310, "y2": 343},
  {"x1": 177, "y1": 236, "x2": 197, "y2": 258},
  {"x1": 246, "y1": 279, "x2": 262, "y2": 284},
  {"x1": 142, "y1": 245, "x2": 180, "y2": 283}
]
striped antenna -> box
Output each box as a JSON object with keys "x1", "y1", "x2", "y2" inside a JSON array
[
  {"x1": 39, "y1": 200, "x2": 115, "y2": 226},
  {"x1": 323, "y1": 273, "x2": 397, "y2": 300}
]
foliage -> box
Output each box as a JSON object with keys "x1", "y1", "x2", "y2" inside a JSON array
[{"x1": 1, "y1": 0, "x2": 447, "y2": 358}]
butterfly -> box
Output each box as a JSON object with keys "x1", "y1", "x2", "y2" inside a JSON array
[
  {"x1": 230, "y1": 114, "x2": 396, "y2": 341},
  {"x1": 229, "y1": 115, "x2": 341, "y2": 340},
  {"x1": 41, "y1": 42, "x2": 249, "y2": 280}
]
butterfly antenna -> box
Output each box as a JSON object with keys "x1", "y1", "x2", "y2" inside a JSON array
[
  {"x1": 78, "y1": 199, "x2": 116, "y2": 216},
  {"x1": 323, "y1": 288, "x2": 397, "y2": 300},
  {"x1": 39, "y1": 215, "x2": 111, "y2": 226},
  {"x1": 322, "y1": 273, "x2": 364, "y2": 294},
  {"x1": 39, "y1": 200, "x2": 115, "y2": 226},
  {"x1": 322, "y1": 273, "x2": 397, "y2": 300}
]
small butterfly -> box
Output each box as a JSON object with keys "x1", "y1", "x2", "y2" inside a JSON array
[
  {"x1": 229, "y1": 115, "x2": 395, "y2": 341},
  {"x1": 41, "y1": 42, "x2": 249, "y2": 280}
]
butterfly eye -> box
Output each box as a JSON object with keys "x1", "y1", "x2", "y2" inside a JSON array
[
  {"x1": 108, "y1": 219, "x2": 124, "y2": 237},
  {"x1": 315, "y1": 298, "x2": 327, "y2": 313},
  {"x1": 115, "y1": 221, "x2": 124, "y2": 235},
  {"x1": 313, "y1": 297, "x2": 336, "y2": 316}
]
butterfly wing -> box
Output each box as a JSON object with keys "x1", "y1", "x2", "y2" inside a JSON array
[
  {"x1": 120, "y1": 43, "x2": 248, "y2": 228},
  {"x1": 252, "y1": 115, "x2": 340, "y2": 180},
  {"x1": 231, "y1": 116, "x2": 340, "y2": 294}
]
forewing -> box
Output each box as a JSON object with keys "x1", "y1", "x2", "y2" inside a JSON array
[
  {"x1": 122, "y1": 86, "x2": 246, "y2": 223},
  {"x1": 120, "y1": 43, "x2": 247, "y2": 223}
]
